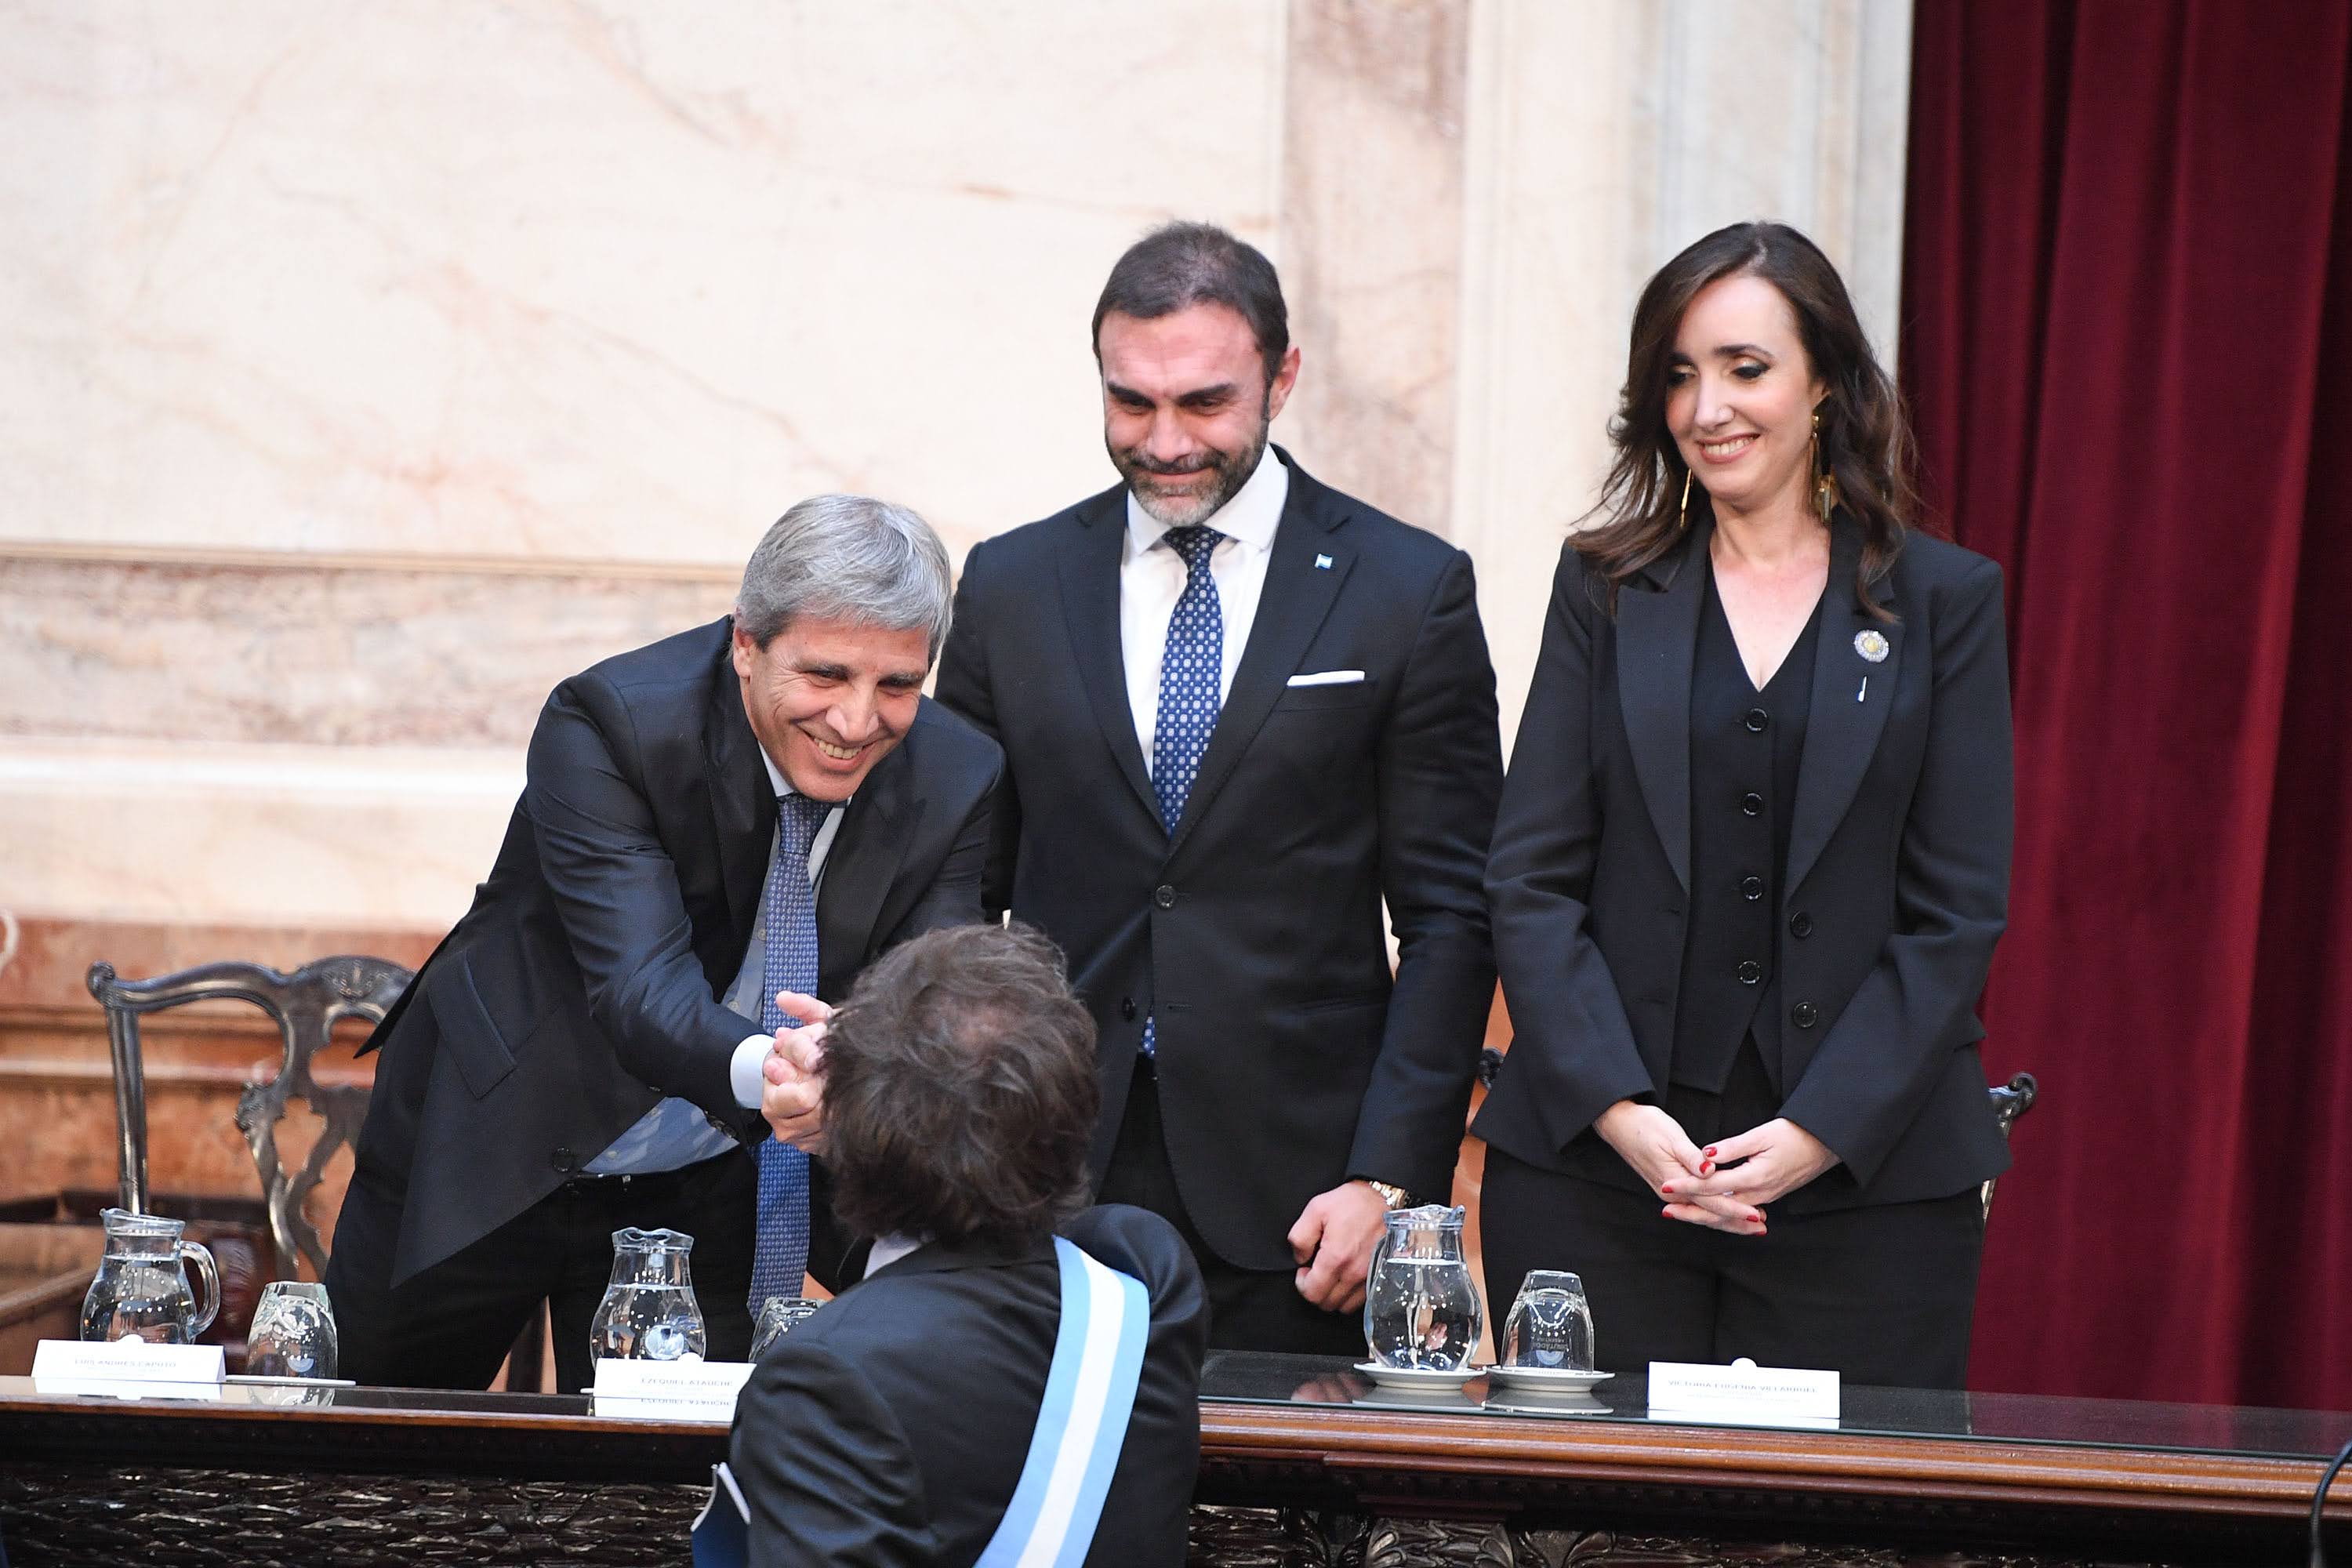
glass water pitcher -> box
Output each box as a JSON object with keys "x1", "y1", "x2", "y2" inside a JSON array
[
  {"x1": 1362, "y1": 1203, "x2": 1483, "y2": 1370},
  {"x1": 79, "y1": 1207, "x2": 221, "y2": 1345},
  {"x1": 589, "y1": 1227, "x2": 707, "y2": 1363}
]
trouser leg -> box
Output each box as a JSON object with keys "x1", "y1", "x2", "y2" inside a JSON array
[{"x1": 1100, "y1": 1062, "x2": 1365, "y2": 1356}]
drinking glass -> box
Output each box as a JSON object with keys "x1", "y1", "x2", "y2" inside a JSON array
[
  {"x1": 1499, "y1": 1269, "x2": 1595, "y2": 1373},
  {"x1": 749, "y1": 1295, "x2": 823, "y2": 1359},
  {"x1": 245, "y1": 1280, "x2": 339, "y2": 1379}
]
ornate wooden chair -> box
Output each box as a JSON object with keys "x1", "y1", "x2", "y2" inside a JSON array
[
  {"x1": 85, "y1": 953, "x2": 556, "y2": 1388},
  {"x1": 87, "y1": 955, "x2": 408, "y2": 1280}
]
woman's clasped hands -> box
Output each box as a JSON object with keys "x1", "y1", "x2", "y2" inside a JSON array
[{"x1": 1593, "y1": 1101, "x2": 1840, "y2": 1236}]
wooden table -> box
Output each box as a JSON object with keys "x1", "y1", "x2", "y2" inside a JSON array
[{"x1": 0, "y1": 1356, "x2": 2345, "y2": 1566}]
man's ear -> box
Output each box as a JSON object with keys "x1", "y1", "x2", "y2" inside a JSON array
[
  {"x1": 731, "y1": 623, "x2": 759, "y2": 679},
  {"x1": 1264, "y1": 343, "x2": 1303, "y2": 422}
]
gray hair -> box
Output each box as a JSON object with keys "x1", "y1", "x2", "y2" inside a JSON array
[{"x1": 735, "y1": 494, "x2": 954, "y2": 658}]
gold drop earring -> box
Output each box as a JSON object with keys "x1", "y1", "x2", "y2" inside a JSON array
[
  {"x1": 1811, "y1": 408, "x2": 1839, "y2": 522},
  {"x1": 1677, "y1": 466, "x2": 1693, "y2": 531}
]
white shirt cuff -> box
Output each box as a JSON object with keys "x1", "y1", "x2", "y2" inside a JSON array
[{"x1": 730, "y1": 1034, "x2": 774, "y2": 1111}]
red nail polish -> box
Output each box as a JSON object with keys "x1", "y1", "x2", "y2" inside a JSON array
[
  {"x1": 1700, "y1": 1161, "x2": 1715, "y2": 1174},
  {"x1": 1704, "y1": 1146, "x2": 1719, "y2": 1157},
  {"x1": 1660, "y1": 1184, "x2": 1675, "y2": 1195}
]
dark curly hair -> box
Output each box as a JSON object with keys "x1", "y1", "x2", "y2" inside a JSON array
[
  {"x1": 1578, "y1": 220, "x2": 1918, "y2": 622},
  {"x1": 818, "y1": 923, "x2": 1098, "y2": 1253}
]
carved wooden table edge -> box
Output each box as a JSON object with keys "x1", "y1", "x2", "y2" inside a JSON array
[
  {"x1": 1196, "y1": 1397, "x2": 2351, "y2": 1553},
  {"x1": 0, "y1": 1391, "x2": 729, "y2": 1485}
]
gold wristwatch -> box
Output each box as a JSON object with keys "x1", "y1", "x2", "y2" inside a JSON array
[{"x1": 1365, "y1": 1180, "x2": 1411, "y2": 1210}]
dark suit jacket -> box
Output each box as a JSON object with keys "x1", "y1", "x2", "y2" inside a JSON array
[
  {"x1": 728, "y1": 1204, "x2": 1207, "y2": 1568},
  {"x1": 935, "y1": 450, "x2": 1501, "y2": 1270},
  {"x1": 349, "y1": 617, "x2": 1002, "y2": 1285},
  {"x1": 1474, "y1": 520, "x2": 2014, "y2": 1210}
]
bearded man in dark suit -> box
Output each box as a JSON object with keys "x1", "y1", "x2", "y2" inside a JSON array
[
  {"x1": 326, "y1": 494, "x2": 1001, "y2": 1394},
  {"x1": 935, "y1": 222, "x2": 1503, "y2": 1353}
]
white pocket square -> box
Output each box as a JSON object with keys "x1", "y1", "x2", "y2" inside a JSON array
[{"x1": 1287, "y1": 670, "x2": 1367, "y2": 688}]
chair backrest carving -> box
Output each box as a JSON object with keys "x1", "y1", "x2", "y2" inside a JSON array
[
  {"x1": 1982, "y1": 1071, "x2": 2039, "y2": 1221},
  {"x1": 86, "y1": 956, "x2": 412, "y2": 1279}
]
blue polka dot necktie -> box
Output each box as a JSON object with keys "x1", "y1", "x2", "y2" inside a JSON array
[
  {"x1": 748, "y1": 793, "x2": 831, "y2": 1314},
  {"x1": 1142, "y1": 524, "x2": 1223, "y2": 1059}
]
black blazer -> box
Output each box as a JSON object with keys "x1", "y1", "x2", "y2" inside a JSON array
[
  {"x1": 728, "y1": 1204, "x2": 1208, "y2": 1567},
  {"x1": 1473, "y1": 520, "x2": 2014, "y2": 1210},
  {"x1": 350, "y1": 617, "x2": 1003, "y2": 1284},
  {"x1": 936, "y1": 450, "x2": 1501, "y2": 1269}
]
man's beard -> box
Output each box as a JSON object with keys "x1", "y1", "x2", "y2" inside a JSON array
[{"x1": 1110, "y1": 405, "x2": 1271, "y2": 528}]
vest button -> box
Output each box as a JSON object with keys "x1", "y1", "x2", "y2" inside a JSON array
[
  {"x1": 1789, "y1": 913, "x2": 1814, "y2": 938},
  {"x1": 1740, "y1": 875, "x2": 1764, "y2": 900},
  {"x1": 1153, "y1": 884, "x2": 1177, "y2": 909},
  {"x1": 1120, "y1": 996, "x2": 1138, "y2": 1021},
  {"x1": 1736, "y1": 960, "x2": 1762, "y2": 985},
  {"x1": 550, "y1": 1145, "x2": 578, "y2": 1174},
  {"x1": 1744, "y1": 708, "x2": 1769, "y2": 733},
  {"x1": 1741, "y1": 792, "x2": 1764, "y2": 816},
  {"x1": 1791, "y1": 1002, "x2": 1820, "y2": 1028}
]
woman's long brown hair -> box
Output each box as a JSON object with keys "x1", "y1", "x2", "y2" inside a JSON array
[{"x1": 1577, "y1": 221, "x2": 1918, "y2": 621}]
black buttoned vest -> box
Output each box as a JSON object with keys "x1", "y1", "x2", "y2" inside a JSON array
[{"x1": 1668, "y1": 574, "x2": 1820, "y2": 1093}]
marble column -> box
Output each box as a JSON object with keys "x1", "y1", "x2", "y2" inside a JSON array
[{"x1": 1276, "y1": 0, "x2": 1472, "y2": 536}]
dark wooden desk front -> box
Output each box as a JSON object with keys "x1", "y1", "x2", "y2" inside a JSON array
[{"x1": 1, "y1": 1356, "x2": 2345, "y2": 1566}]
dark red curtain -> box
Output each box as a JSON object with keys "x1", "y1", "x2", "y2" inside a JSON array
[{"x1": 1903, "y1": 1, "x2": 2352, "y2": 1410}]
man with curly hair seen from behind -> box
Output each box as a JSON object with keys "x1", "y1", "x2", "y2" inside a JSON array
[{"x1": 726, "y1": 923, "x2": 1208, "y2": 1566}]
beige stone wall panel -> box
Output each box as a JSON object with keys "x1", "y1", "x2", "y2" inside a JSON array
[
  {"x1": 1, "y1": 550, "x2": 735, "y2": 748},
  {"x1": 0, "y1": 2, "x2": 1288, "y2": 564}
]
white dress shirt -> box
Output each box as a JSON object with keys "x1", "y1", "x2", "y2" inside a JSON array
[
  {"x1": 586, "y1": 747, "x2": 843, "y2": 1173},
  {"x1": 1120, "y1": 446, "x2": 1290, "y2": 766},
  {"x1": 864, "y1": 1233, "x2": 924, "y2": 1278}
]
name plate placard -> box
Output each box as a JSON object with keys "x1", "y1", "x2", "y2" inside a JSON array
[
  {"x1": 591, "y1": 1358, "x2": 754, "y2": 1424},
  {"x1": 1646, "y1": 1359, "x2": 1839, "y2": 1423},
  {"x1": 33, "y1": 1338, "x2": 227, "y2": 1400}
]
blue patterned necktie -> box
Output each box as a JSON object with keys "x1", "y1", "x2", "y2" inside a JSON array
[
  {"x1": 748, "y1": 793, "x2": 831, "y2": 1314},
  {"x1": 1141, "y1": 524, "x2": 1223, "y2": 1059}
]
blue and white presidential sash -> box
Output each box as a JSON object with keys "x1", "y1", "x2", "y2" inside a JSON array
[
  {"x1": 691, "y1": 1458, "x2": 750, "y2": 1568},
  {"x1": 692, "y1": 1237, "x2": 1149, "y2": 1568},
  {"x1": 974, "y1": 1236, "x2": 1150, "y2": 1568}
]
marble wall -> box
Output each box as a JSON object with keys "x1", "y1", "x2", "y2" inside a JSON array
[{"x1": 0, "y1": 0, "x2": 1911, "y2": 993}]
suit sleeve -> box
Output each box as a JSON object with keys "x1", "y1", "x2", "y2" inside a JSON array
[
  {"x1": 524, "y1": 675, "x2": 757, "y2": 1118},
  {"x1": 1779, "y1": 557, "x2": 2013, "y2": 1185},
  {"x1": 1481, "y1": 547, "x2": 1657, "y2": 1152},
  {"x1": 730, "y1": 1338, "x2": 935, "y2": 1568},
  {"x1": 935, "y1": 535, "x2": 1020, "y2": 923},
  {"x1": 1348, "y1": 548, "x2": 1504, "y2": 1201}
]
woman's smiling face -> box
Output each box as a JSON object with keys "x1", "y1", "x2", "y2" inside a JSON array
[{"x1": 1665, "y1": 271, "x2": 1828, "y2": 521}]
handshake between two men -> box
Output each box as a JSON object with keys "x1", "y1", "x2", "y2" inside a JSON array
[{"x1": 752, "y1": 986, "x2": 1398, "y2": 1320}]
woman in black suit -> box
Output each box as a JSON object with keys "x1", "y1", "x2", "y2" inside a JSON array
[{"x1": 1475, "y1": 223, "x2": 2013, "y2": 1388}]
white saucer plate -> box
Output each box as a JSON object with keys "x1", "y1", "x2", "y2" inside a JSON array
[
  {"x1": 1483, "y1": 1365, "x2": 1614, "y2": 1393},
  {"x1": 1353, "y1": 1359, "x2": 1482, "y2": 1392}
]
